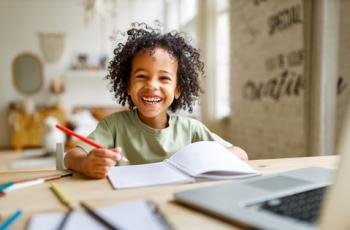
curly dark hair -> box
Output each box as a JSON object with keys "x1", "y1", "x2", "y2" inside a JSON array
[{"x1": 106, "y1": 22, "x2": 204, "y2": 113}]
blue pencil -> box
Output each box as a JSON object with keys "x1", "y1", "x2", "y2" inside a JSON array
[
  {"x1": 0, "y1": 210, "x2": 22, "y2": 230},
  {"x1": 0, "y1": 182, "x2": 14, "y2": 192}
]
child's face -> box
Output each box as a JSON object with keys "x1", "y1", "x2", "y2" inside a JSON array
[{"x1": 128, "y1": 47, "x2": 180, "y2": 128}]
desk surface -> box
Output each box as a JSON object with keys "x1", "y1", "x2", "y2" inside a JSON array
[
  {"x1": 0, "y1": 150, "x2": 55, "y2": 172},
  {"x1": 0, "y1": 155, "x2": 338, "y2": 229}
]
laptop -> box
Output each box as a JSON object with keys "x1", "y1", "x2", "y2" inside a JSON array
[{"x1": 174, "y1": 108, "x2": 350, "y2": 229}]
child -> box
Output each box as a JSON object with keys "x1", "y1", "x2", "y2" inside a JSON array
[{"x1": 64, "y1": 23, "x2": 248, "y2": 179}]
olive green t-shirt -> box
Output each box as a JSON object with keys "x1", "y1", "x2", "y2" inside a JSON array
[{"x1": 77, "y1": 109, "x2": 233, "y2": 164}]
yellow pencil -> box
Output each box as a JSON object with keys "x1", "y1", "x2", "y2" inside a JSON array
[
  {"x1": 50, "y1": 183, "x2": 74, "y2": 230},
  {"x1": 50, "y1": 183, "x2": 72, "y2": 208}
]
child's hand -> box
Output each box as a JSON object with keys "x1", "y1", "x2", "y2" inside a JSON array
[{"x1": 82, "y1": 147, "x2": 122, "y2": 179}]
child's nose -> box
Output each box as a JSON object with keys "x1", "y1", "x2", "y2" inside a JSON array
[{"x1": 145, "y1": 79, "x2": 159, "y2": 90}]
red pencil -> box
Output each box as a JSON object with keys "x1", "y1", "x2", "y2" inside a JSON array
[
  {"x1": 55, "y1": 124, "x2": 128, "y2": 162},
  {"x1": 56, "y1": 124, "x2": 103, "y2": 148}
]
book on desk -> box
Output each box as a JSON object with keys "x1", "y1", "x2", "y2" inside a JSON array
[
  {"x1": 28, "y1": 199, "x2": 172, "y2": 230},
  {"x1": 107, "y1": 141, "x2": 260, "y2": 189}
]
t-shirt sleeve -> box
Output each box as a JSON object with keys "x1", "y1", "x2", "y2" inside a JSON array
[
  {"x1": 191, "y1": 119, "x2": 233, "y2": 148},
  {"x1": 76, "y1": 119, "x2": 115, "y2": 153}
]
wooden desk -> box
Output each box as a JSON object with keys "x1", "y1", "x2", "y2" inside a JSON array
[
  {"x1": 0, "y1": 156, "x2": 338, "y2": 229},
  {"x1": 0, "y1": 151, "x2": 55, "y2": 172}
]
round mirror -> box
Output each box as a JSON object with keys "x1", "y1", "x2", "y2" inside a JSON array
[{"x1": 12, "y1": 53, "x2": 43, "y2": 95}]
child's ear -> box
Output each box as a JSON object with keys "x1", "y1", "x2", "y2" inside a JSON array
[{"x1": 175, "y1": 87, "x2": 181, "y2": 99}]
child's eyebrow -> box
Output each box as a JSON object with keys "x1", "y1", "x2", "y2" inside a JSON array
[
  {"x1": 132, "y1": 69, "x2": 174, "y2": 76},
  {"x1": 159, "y1": 70, "x2": 174, "y2": 76},
  {"x1": 132, "y1": 68, "x2": 147, "y2": 75}
]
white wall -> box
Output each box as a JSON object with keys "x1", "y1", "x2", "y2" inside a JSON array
[
  {"x1": 228, "y1": 0, "x2": 349, "y2": 159},
  {"x1": 0, "y1": 0, "x2": 108, "y2": 147},
  {"x1": 0, "y1": 0, "x2": 166, "y2": 148},
  {"x1": 228, "y1": 0, "x2": 307, "y2": 159},
  {"x1": 336, "y1": 0, "x2": 350, "y2": 147}
]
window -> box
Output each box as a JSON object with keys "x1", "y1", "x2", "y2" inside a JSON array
[{"x1": 215, "y1": 0, "x2": 230, "y2": 119}]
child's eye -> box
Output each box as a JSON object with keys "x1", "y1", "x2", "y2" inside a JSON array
[
  {"x1": 136, "y1": 75, "x2": 146, "y2": 79},
  {"x1": 160, "y1": 76, "x2": 172, "y2": 81}
]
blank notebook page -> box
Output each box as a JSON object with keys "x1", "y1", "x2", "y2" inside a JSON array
[
  {"x1": 166, "y1": 141, "x2": 257, "y2": 177},
  {"x1": 108, "y1": 162, "x2": 193, "y2": 189}
]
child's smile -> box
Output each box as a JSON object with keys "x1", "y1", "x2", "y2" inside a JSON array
[
  {"x1": 141, "y1": 96, "x2": 162, "y2": 104},
  {"x1": 128, "y1": 47, "x2": 180, "y2": 129}
]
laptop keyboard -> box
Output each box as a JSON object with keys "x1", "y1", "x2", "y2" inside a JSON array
[{"x1": 260, "y1": 186, "x2": 327, "y2": 224}]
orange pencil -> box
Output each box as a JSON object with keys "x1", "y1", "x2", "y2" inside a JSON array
[{"x1": 55, "y1": 124, "x2": 128, "y2": 162}]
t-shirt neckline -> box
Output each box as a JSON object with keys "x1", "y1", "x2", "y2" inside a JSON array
[{"x1": 132, "y1": 109, "x2": 173, "y2": 135}]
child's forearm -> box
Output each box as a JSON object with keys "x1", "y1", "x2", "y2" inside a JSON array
[{"x1": 64, "y1": 147, "x2": 88, "y2": 173}]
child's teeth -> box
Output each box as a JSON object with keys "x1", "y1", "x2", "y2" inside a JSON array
[{"x1": 142, "y1": 97, "x2": 161, "y2": 103}]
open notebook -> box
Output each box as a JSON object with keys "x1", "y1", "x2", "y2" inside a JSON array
[{"x1": 108, "y1": 141, "x2": 260, "y2": 189}]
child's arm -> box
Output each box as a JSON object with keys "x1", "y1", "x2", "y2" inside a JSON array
[
  {"x1": 228, "y1": 146, "x2": 248, "y2": 161},
  {"x1": 64, "y1": 147, "x2": 122, "y2": 179}
]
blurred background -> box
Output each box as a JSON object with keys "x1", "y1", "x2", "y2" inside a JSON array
[{"x1": 0, "y1": 0, "x2": 349, "y2": 171}]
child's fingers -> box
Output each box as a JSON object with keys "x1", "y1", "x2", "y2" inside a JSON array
[
  {"x1": 90, "y1": 149, "x2": 120, "y2": 161},
  {"x1": 110, "y1": 147, "x2": 123, "y2": 161},
  {"x1": 86, "y1": 164, "x2": 111, "y2": 179},
  {"x1": 83, "y1": 157, "x2": 115, "y2": 176},
  {"x1": 90, "y1": 171, "x2": 107, "y2": 179},
  {"x1": 93, "y1": 158, "x2": 116, "y2": 167},
  {"x1": 84, "y1": 149, "x2": 119, "y2": 178},
  {"x1": 93, "y1": 166, "x2": 111, "y2": 177},
  {"x1": 110, "y1": 147, "x2": 122, "y2": 153},
  {"x1": 110, "y1": 147, "x2": 128, "y2": 162},
  {"x1": 93, "y1": 166, "x2": 109, "y2": 174}
]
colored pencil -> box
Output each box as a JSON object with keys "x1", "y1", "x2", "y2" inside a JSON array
[
  {"x1": 0, "y1": 182, "x2": 14, "y2": 192},
  {"x1": 1, "y1": 171, "x2": 72, "y2": 193},
  {"x1": 146, "y1": 201, "x2": 173, "y2": 230},
  {"x1": 57, "y1": 208, "x2": 73, "y2": 230},
  {"x1": 0, "y1": 210, "x2": 22, "y2": 230},
  {"x1": 56, "y1": 124, "x2": 129, "y2": 162},
  {"x1": 5, "y1": 179, "x2": 44, "y2": 192},
  {"x1": 80, "y1": 202, "x2": 120, "y2": 230},
  {"x1": 56, "y1": 124, "x2": 103, "y2": 149},
  {"x1": 50, "y1": 183, "x2": 73, "y2": 230},
  {"x1": 50, "y1": 183, "x2": 72, "y2": 208}
]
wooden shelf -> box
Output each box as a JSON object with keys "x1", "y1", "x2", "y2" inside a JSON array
[
  {"x1": 9, "y1": 105, "x2": 65, "y2": 150},
  {"x1": 64, "y1": 70, "x2": 108, "y2": 78}
]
